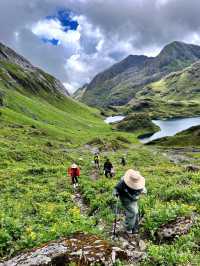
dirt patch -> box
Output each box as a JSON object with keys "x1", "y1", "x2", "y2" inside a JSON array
[
  {"x1": 91, "y1": 168, "x2": 101, "y2": 180},
  {"x1": 72, "y1": 190, "x2": 89, "y2": 215}
]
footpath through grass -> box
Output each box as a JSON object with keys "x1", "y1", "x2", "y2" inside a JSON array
[
  {"x1": 0, "y1": 117, "x2": 200, "y2": 265},
  {"x1": 0, "y1": 86, "x2": 200, "y2": 264}
]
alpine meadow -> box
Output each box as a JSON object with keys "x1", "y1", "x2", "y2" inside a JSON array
[{"x1": 0, "y1": 1, "x2": 200, "y2": 266}]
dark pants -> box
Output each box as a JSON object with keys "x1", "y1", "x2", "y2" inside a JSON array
[
  {"x1": 120, "y1": 197, "x2": 139, "y2": 232},
  {"x1": 105, "y1": 170, "x2": 112, "y2": 178},
  {"x1": 72, "y1": 176, "x2": 78, "y2": 184}
]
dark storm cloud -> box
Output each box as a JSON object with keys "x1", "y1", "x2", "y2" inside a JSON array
[
  {"x1": 1, "y1": 0, "x2": 200, "y2": 91},
  {"x1": 72, "y1": 0, "x2": 200, "y2": 48}
]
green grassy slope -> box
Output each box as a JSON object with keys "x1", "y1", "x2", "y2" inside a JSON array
[
  {"x1": 0, "y1": 55, "x2": 137, "y2": 260},
  {"x1": 0, "y1": 59, "x2": 112, "y2": 144},
  {"x1": 150, "y1": 125, "x2": 200, "y2": 147},
  {"x1": 129, "y1": 61, "x2": 200, "y2": 118},
  {"x1": 0, "y1": 46, "x2": 200, "y2": 265}
]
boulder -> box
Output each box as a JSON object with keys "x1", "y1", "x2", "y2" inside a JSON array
[
  {"x1": 2, "y1": 233, "x2": 130, "y2": 266},
  {"x1": 156, "y1": 216, "x2": 194, "y2": 243}
]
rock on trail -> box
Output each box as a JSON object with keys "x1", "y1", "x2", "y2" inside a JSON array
[{"x1": 1, "y1": 233, "x2": 145, "y2": 266}]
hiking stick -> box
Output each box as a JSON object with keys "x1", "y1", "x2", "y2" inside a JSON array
[{"x1": 112, "y1": 197, "x2": 119, "y2": 240}]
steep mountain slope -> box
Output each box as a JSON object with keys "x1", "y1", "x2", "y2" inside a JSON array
[
  {"x1": 0, "y1": 42, "x2": 110, "y2": 144},
  {"x1": 78, "y1": 41, "x2": 200, "y2": 107},
  {"x1": 129, "y1": 61, "x2": 200, "y2": 118},
  {"x1": 1, "y1": 43, "x2": 200, "y2": 266}
]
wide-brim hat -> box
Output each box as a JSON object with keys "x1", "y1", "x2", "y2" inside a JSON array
[
  {"x1": 124, "y1": 169, "x2": 145, "y2": 190},
  {"x1": 71, "y1": 163, "x2": 78, "y2": 168}
]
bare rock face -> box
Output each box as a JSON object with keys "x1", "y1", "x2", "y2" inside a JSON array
[
  {"x1": 156, "y1": 216, "x2": 194, "y2": 243},
  {"x1": 0, "y1": 43, "x2": 33, "y2": 70}
]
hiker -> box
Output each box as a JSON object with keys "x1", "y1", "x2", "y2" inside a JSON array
[
  {"x1": 103, "y1": 158, "x2": 113, "y2": 178},
  {"x1": 68, "y1": 163, "x2": 80, "y2": 188},
  {"x1": 121, "y1": 157, "x2": 126, "y2": 166},
  {"x1": 94, "y1": 153, "x2": 100, "y2": 169},
  {"x1": 113, "y1": 169, "x2": 147, "y2": 235}
]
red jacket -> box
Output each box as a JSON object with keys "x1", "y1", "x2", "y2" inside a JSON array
[{"x1": 68, "y1": 167, "x2": 80, "y2": 177}]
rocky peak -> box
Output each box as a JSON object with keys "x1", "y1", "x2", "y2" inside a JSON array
[
  {"x1": 0, "y1": 42, "x2": 33, "y2": 69},
  {"x1": 158, "y1": 41, "x2": 200, "y2": 63},
  {"x1": 0, "y1": 42, "x2": 69, "y2": 96}
]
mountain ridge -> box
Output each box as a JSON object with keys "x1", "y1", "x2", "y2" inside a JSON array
[
  {"x1": 0, "y1": 42, "x2": 69, "y2": 97},
  {"x1": 0, "y1": 41, "x2": 109, "y2": 143},
  {"x1": 77, "y1": 41, "x2": 200, "y2": 108}
]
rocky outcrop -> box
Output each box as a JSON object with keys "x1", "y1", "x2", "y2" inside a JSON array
[
  {"x1": 0, "y1": 43, "x2": 33, "y2": 70},
  {"x1": 156, "y1": 216, "x2": 194, "y2": 243},
  {"x1": 1, "y1": 233, "x2": 146, "y2": 266}
]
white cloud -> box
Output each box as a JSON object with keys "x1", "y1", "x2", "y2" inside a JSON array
[
  {"x1": 63, "y1": 82, "x2": 77, "y2": 94},
  {"x1": 32, "y1": 18, "x2": 80, "y2": 48},
  {"x1": 2, "y1": 0, "x2": 200, "y2": 93}
]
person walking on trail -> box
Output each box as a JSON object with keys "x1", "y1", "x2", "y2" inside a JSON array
[
  {"x1": 121, "y1": 157, "x2": 126, "y2": 166},
  {"x1": 94, "y1": 153, "x2": 100, "y2": 169},
  {"x1": 113, "y1": 169, "x2": 147, "y2": 235},
  {"x1": 68, "y1": 163, "x2": 80, "y2": 188},
  {"x1": 103, "y1": 158, "x2": 113, "y2": 178}
]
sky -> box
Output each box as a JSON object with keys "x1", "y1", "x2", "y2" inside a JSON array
[{"x1": 1, "y1": 0, "x2": 200, "y2": 94}]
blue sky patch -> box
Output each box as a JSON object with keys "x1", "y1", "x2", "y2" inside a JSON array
[
  {"x1": 42, "y1": 38, "x2": 60, "y2": 46},
  {"x1": 47, "y1": 9, "x2": 79, "y2": 32}
]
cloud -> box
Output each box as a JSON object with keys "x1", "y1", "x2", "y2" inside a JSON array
[
  {"x1": 1, "y1": 0, "x2": 200, "y2": 92},
  {"x1": 32, "y1": 18, "x2": 81, "y2": 47}
]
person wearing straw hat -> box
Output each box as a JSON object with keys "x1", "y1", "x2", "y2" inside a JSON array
[
  {"x1": 113, "y1": 169, "x2": 147, "y2": 234},
  {"x1": 68, "y1": 163, "x2": 80, "y2": 188}
]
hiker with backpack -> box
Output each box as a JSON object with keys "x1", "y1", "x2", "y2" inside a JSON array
[
  {"x1": 68, "y1": 163, "x2": 80, "y2": 188},
  {"x1": 113, "y1": 169, "x2": 147, "y2": 235},
  {"x1": 103, "y1": 158, "x2": 114, "y2": 178},
  {"x1": 94, "y1": 153, "x2": 100, "y2": 169}
]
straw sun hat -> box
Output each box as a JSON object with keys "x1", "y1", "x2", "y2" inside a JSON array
[
  {"x1": 71, "y1": 163, "x2": 78, "y2": 168},
  {"x1": 124, "y1": 169, "x2": 145, "y2": 190}
]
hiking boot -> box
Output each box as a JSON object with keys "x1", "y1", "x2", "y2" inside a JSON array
[
  {"x1": 73, "y1": 184, "x2": 76, "y2": 189},
  {"x1": 132, "y1": 228, "x2": 139, "y2": 234}
]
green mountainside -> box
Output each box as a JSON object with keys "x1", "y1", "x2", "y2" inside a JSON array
[
  {"x1": 0, "y1": 42, "x2": 112, "y2": 144},
  {"x1": 150, "y1": 125, "x2": 200, "y2": 146},
  {"x1": 77, "y1": 41, "x2": 200, "y2": 113},
  {"x1": 1, "y1": 43, "x2": 200, "y2": 265},
  {"x1": 129, "y1": 61, "x2": 200, "y2": 118}
]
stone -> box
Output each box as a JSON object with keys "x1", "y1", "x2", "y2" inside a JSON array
[{"x1": 139, "y1": 240, "x2": 146, "y2": 251}]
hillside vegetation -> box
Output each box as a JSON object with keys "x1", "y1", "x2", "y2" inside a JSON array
[
  {"x1": 128, "y1": 61, "x2": 200, "y2": 118},
  {"x1": 0, "y1": 42, "x2": 113, "y2": 144},
  {"x1": 150, "y1": 125, "x2": 200, "y2": 147},
  {"x1": 0, "y1": 43, "x2": 200, "y2": 265},
  {"x1": 77, "y1": 41, "x2": 200, "y2": 113}
]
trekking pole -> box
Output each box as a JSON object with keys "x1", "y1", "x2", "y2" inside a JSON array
[{"x1": 112, "y1": 196, "x2": 119, "y2": 240}]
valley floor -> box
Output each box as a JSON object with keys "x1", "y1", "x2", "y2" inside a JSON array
[{"x1": 0, "y1": 120, "x2": 200, "y2": 265}]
